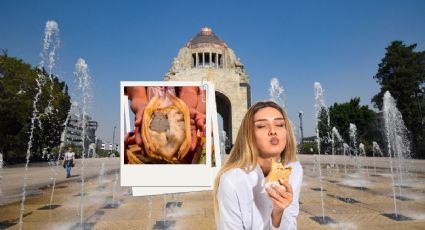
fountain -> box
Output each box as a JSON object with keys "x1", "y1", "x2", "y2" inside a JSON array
[
  {"x1": 40, "y1": 20, "x2": 60, "y2": 116},
  {"x1": 349, "y1": 123, "x2": 360, "y2": 170},
  {"x1": 73, "y1": 58, "x2": 92, "y2": 229},
  {"x1": 57, "y1": 110, "x2": 72, "y2": 162},
  {"x1": 98, "y1": 162, "x2": 106, "y2": 186},
  {"x1": 103, "y1": 169, "x2": 121, "y2": 209},
  {"x1": 104, "y1": 154, "x2": 121, "y2": 209},
  {"x1": 220, "y1": 130, "x2": 228, "y2": 164},
  {"x1": 152, "y1": 195, "x2": 175, "y2": 229},
  {"x1": 313, "y1": 154, "x2": 318, "y2": 174},
  {"x1": 359, "y1": 143, "x2": 369, "y2": 177},
  {"x1": 35, "y1": 20, "x2": 65, "y2": 213},
  {"x1": 4, "y1": 20, "x2": 424, "y2": 230},
  {"x1": 269, "y1": 77, "x2": 286, "y2": 108},
  {"x1": 18, "y1": 56, "x2": 45, "y2": 229},
  {"x1": 269, "y1": 77, "x2": 302, "y2": 144},
  {"x1": 372, "y1": 141, "x2": 384, "y2": 174},
  {"x1": 331, "y1": 127, "x2": 343, "y2": 169},
  {"x1": 382, "y1": 91, "x2": 413, "y2": 221},
  {"x1": 342, "y1": 143, "x2": 349, "y2": 175},
  {"x1": 89, "y1": 143, "x2": 97, "y2": 158},
  {"x1": 311, "y1": 82, "x2": 335, "y2": 225},
  {"x1": 19, "y1": 20, "x2": 60, "y2": 229},
  {"x1": 44, "y1": 104, "x2": 73, "y2": 211}
]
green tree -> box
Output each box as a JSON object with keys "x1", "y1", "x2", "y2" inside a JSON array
[
  {"x1": 317, "y1": 107, "x2": 331, "y2": 154},
  {"x1": 0, "y1": 55, "x2": 35, "y2": 163},
  {"x1": 33, "y1": 74, "x2": 71, "y2": 161},
  {"x1": 328, "y1": 98, "x2": 378, "y2": 154},
  {"x1": 372, "y1": 41, "x2": 425, "y2": 159},
  {"x1": 0, "y1": 54, "x2": 71, "y2": 163}
]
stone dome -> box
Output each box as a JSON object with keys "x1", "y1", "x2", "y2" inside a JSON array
[{"x1": 186, "y1": 27, "x2": 227, "y2": 49}]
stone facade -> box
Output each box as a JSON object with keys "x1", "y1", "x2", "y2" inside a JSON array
[
  {"x1": 63, "y1": 113, "x2": 98, "y2": 155},
  {"x1": 164, "y1": 28, "x2": 250, "y2": 144}
]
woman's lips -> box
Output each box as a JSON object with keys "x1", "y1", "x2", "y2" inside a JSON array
[{"x1": 270, "y1": 137, "x2": 279, "y2": 145}]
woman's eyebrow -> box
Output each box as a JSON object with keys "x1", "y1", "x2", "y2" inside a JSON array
[{"x1": 254, "y1": 117, "x2": 284, "y2": 122}]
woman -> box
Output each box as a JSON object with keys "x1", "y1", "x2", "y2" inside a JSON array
[
  {"x1": 63, "y1": 147, "x2": 76, "y2": 178},
  {"x1": 214, "y1": 101, "x2": 303, "y2": 230}
]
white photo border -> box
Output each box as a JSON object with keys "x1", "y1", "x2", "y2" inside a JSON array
[
  {"x1": 120, "y1": 81, "x2": 216, "y2": 187},
  {"x1": 131, "y1": 83, "x2": 222, "y2": 195}
]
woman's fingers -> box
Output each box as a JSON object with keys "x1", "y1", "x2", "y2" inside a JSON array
[
  {"x1": 267, "y1": 181, "x2": 293, "y2": 210},
  {"x1": 279, "y1": 179, "x2": 293, "y2": 194},
  {"x1": 266, "y1": 186, "x2": 280, "y2": 200},
  {"x1": 268, "y1": 184, "x2": 292, "y2": 200},
  {"x1": 267, "y1": 189, "x2": 291, "y2": 209}
]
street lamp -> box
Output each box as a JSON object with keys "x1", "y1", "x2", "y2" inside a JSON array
[
  {"x1": 112, "y1": 126, "x2": 116, "y2": 155},
  {"x1": 299, "y1": 111, "x2": 304, "y2": 145}
]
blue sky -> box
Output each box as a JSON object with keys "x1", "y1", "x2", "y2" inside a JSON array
[{"x1": 1, "y1": 0, "x2": 425, "y2": 144}]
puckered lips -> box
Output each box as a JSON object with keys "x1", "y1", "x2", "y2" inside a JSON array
[{"x1": 270, "y1": 137, "x2": 279, "y2": 145}]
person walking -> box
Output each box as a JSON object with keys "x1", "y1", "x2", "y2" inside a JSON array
[{"x1": 63, "y1": 147, "x2": 76, "y2": 178}]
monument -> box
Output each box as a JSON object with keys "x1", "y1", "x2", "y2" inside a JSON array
[{"x1": 165, "y1": 27, "x2": 251, "y2": 145}]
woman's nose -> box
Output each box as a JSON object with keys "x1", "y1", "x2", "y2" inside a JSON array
[{"x1": 268, "y1": 125, "x2": 277, "y2": 136}]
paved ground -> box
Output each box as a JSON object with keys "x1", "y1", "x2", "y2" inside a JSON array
[{"x1": 0, "y1": 155, "x2": 424, "y2": 229}]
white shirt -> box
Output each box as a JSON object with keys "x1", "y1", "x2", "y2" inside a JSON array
[
  {"x1": 217, "y1": 161, "x2": 303, "y2": 230},
  {"x1": 64, "y1": 151, "x2": 75, "y2": 160}
]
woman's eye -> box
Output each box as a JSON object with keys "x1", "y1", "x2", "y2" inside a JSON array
[
  {"x1": 256, "y1": 125, "x2": 265, "y2": 129},
  {"x1": 276, "y1": 124, "x2": 285, "y2": 127}
]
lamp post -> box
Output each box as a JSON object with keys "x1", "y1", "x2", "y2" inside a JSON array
[
  {"x1": 299, "y1": 111, "x2": 304, "y2": 146},
  {"x1": 112, "y1": 126, "x2": 116, "y2": 155}
]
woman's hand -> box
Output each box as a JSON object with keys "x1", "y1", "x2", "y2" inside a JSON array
[
  {"x1": 266, "y1": 179, "x2": 293, "y2": 227},
  {"x1": 267, "y1": 179, "x2": 293, "y2": 210}
]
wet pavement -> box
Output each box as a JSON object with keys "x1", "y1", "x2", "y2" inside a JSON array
[{"x1": 0, "y1": 155, "x2": 424, "y2": 229}]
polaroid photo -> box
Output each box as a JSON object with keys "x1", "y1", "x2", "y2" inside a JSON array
[
  {"x1": 120, "y1": 81, "x2": 220, "y2": 187},
  {"x1": 131, "y1": 83, "x2": 222, "y2": 195}
]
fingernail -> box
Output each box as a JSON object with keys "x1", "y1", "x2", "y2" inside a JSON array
[{"x1": 279, "y1": 179, "x2": 285, "y2": 183}]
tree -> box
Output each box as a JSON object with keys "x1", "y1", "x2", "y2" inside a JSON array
[
  {"x1": 316, "y1": 98, "x2": 377, "y2": 155},
  {"x1": 328, "y1": 98, "x2": 378, "y2": 154},
  {"x1": 0, "y1": 55, "x2": 35, "y2": 163},
  {"x1": 0, "y1": 54, "x2": 71, "y2": 163},
  {"x1": 372, "y1": 41, "x2": 425, "y2": 159},
  {"x1": 317, "y1": 107, "x2": 331, "y2": 154}
]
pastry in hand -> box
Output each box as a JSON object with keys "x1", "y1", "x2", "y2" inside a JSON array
[{"x1": 265, "y1": 159, "x2": 292, "y2": 190}]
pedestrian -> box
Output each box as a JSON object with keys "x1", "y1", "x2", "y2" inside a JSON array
[
  {"x1": 213, "y1": 101, "x2": 303, "y2": 229},
  {"x1": 63, "y1": 147, "x2": 76, "y2": 178}
]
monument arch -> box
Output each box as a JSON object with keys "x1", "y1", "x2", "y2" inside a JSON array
[{"x1": 165, "y1": 27, "x2": 251, "y2": 145}]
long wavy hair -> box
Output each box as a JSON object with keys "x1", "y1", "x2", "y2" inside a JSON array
[{"x1": 213, "y1": 101, "x2": 297, "y2": 226}]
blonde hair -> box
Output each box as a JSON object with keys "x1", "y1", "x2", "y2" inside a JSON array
[{"x1": 213, "y1": 101, "x2": 297, "y2": 226}]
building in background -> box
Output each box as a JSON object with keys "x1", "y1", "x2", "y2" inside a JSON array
[
  {"x1": 62, "y1": 113, "x2": 98, "y2": 154},
  {"x1": 165, "y1": 27, "x2": 251, "y2": 146}
]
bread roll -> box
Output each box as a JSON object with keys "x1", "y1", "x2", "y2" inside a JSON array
[{"x1": 266, "y1": 159, "x2": 292, "y2": 183}]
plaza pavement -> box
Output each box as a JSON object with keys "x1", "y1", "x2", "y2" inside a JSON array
[{"x1": 0, "y1": 155, "x2": 424, "y2": 229}]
